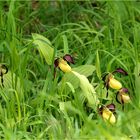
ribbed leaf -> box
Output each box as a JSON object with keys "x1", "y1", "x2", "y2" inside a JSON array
[
  {"x1": 0, "y1": 71, "x2": 20, "y2": 90},
  {"x1": 66, "y1": 82, "x2": 75, "y2": 93},
  {"x1": 72, "y1": 71, "x2": 99, "y2": 107},
  {"x1": 32, "y1": 33, "x2": 54, "y2": 65},
  {"x1": 62, "y1": 65, "x2": 95, "y2": 89},
  {"x1": 59, "y1": 101, "x2": 82, "y2": 115},
  {"x1": 0, "y1": 71, "x2": 22, "y2": 103},
  {"x1": 73, "y1": 65, "x2": 95, "y2": 76}
]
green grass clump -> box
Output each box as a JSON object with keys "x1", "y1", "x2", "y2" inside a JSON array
[{"x1": 0, "y1": 1, "x2": 140, "y2": 139}]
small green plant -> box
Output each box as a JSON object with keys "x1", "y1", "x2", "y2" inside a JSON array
[{"x1": 98, "y1": 103, "x2": 116, "y2": 124}]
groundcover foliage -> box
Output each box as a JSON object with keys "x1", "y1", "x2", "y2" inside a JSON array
[{"x1": 0, "y1": 1, "x2": 140, "y2": 139}]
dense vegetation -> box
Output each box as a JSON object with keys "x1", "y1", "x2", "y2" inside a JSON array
[{"x1": 0, "y1": 1, "x2": 140, "y2": 139}]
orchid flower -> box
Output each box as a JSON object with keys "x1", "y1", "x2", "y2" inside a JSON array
[
  {"x1": 116, "y1": 88, "x2": 130, "y2": 110},
  {"x1": 102, "y1": 68, "x2": 128, "y2": 97},
  {"x1": 99, "y1": 103, "x2": 116, "y2": 124},
  {"x1": 54, "y1": 54, "x2": 74, "y2": 74}
]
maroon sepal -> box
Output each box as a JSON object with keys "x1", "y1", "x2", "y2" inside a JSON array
[
  {"x1": 120, "y1": 88, "x2": 128, "y2": 93},
  {"x1": 54, "y1": 58, "x2": 60, "y2": 79},
  {"x1": 102, "y1": 73, "x2": 110, "y2": 98},
  {"x1": 98, "y1": 103, "x2": 116, "y2": 116},
  {"x1": 112, "y1": 68, "x2": 128, "y2": 76},
  {"x1": 54, "y1": 58, "x2": 59, "y2": 68},
  {"x1": 63, "y1": 54, "x2": 74, "y2": 64},
  {"x1": 106, "y1": 103, "x2": 115, "y2": 112},
  {"x1": 105, "y1": 77, "x2": 110, "y2": 98}
]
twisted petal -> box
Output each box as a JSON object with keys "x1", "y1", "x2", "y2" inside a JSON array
[
  {"x1": 106, "y1": 103, "x2": 115, "y2": 112},
  {"x1": 98, "y1": 103, "x2": 116, "y2": 116},
  {"x1": 63, "y1": 54, "x2": 74, "y2": 64},
  {"x1": 113, "y1": 68, "x2": 128, "y2": 75},
  {"x1": 101, "y1": 73, "x2": 110, "y2": 97},
  {"x1": 120, "y1": 88, "x2": 128, "y2": 93},
  {"x1": 54, "y1": 58, "x2": 59, "y2": 68}
]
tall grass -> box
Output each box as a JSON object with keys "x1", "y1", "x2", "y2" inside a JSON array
[{"x1": 0, "y1": 1, "x2": 140, "y2": 139}]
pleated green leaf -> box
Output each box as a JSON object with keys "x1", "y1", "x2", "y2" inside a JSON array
[
  {"x1": 32, "y1": 33, "x2": 54, "y2": 65},
  {"x1": 62, "y1": 65, "x2": 95, "y2": 89},
  {"x1": 0, "y1": 71, "x2": 23, "y2": 104},
  {"x1": 0, "y1": 71, "x2": 20, "y2": 90},
  {"x1": 72, "y1": 71, "x2": 99, "y2": 107},
  {"x1": 59, "y1": 101, "x2": 82, "y2": 115}
]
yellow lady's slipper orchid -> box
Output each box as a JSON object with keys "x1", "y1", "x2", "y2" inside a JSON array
[
  {"x1": 102, "y1": 68, "x2": 128, "y2": 97},
  {"x1": 102, "y1": 108, "x2": 116, "y2": 124},
  {"x1": 116, "y1": 88, "x2": 130, "y2": 104},
  {"x1": 99, "y1": 104, "x2": 116, "y2": 124},
  {"x1": 58, "y1": 59, "x2": 72, "y2": 73},
  {"x1": 109, "y1": 77, "x2": 122, "y2": 90},
  {"x1": 54, "y1": 54, "x2": 74, "y2": 76},
  {"x1": 121, "y1": 94, "x2": 130, "y2": 103}
]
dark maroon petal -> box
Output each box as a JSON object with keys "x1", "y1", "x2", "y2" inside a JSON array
[
  {"x1": 105, "y1": 76, "x2": 110, "y2": 98},
  {"x1": 101, "y1": 73, "x2": 110, "y2": 97},
  {"x1": 63, "y1": 54, "x2": 74, "y2": 64},
  {"x1": 106, "y1": 103, "x2": 115, "y2": 112},
  {"x1": 112, "y1": 68, "x2": 128, "y2": 75},
  {"x1": 54, "y1": 58, "x2": 59, "y2": 68},
  {"x1": 54, "y1": 68, "x2": 57, "y2": 78},
  {"x1": 106, "y1": 90, "x2": 109, "y2": 98},
  {"x1": 121, "y1": 88, "x2": 128, "y2": 93}
]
